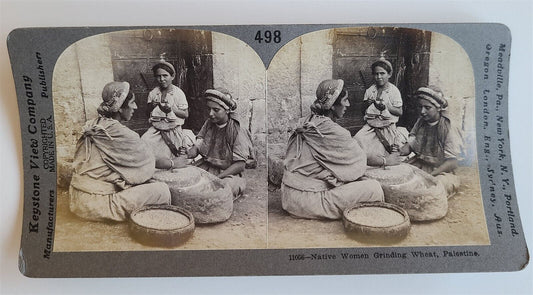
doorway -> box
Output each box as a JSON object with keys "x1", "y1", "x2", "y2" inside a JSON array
[
  {"x1": 109, "y1": 29, "x2": 214, "y2": 135},
  {"x1": 332, "y1": 27, "x2": 431, "y2": 135}
]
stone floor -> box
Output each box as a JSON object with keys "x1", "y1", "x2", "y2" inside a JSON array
[
  {"x1": 53, "y1": 164, "x2": 490, "y2": 252},
  {"x1": 53, "y1": 165, "x2": 268, "y2": 251},
  {"x1": 267, "y1": 165, "x2": 490, "y2": 248}
]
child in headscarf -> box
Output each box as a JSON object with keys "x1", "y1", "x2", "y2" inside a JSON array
[
  {"x1": 184, "y1": 88, "x2": 255, "y2": 199},
  {"x1": 141, "y1": 59, "x2": 195, "y2": 162},
  {"x1": 281, "y1": 79, "x2": 384, "y2": 220},
  {"x1": 354, "y1": 58, "x2": 408, "y2": 167},
  {"x1": 399, "y1": 86, "x2": 463, "y2": 196}
]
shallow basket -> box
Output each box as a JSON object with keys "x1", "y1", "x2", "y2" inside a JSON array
[
  {"x1": 129, "y1": 204, "x2": 195, "y2": 247},
  {"x1": 342, "y1": 202, "x2": 410, "y2": 244}
]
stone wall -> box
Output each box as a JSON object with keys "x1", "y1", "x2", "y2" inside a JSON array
[
  {"x1": 266, "y1": 30, "x2": 333, "y2": 184},
  {"x1": 52, "y1": 28, "x2": 476, "y2": 188},
  {"x1": 53, "y1": 30, "x2": 267, "y2": 188},
  {"x1": 267, "y1": 29, "x2": 333, "y2": 157},
  {"x1": 53, "y1": 43, "x2": 83, "y2": 166},
  {"x1": 212, "y1": 32, "x2": 267, "y2": 165},
  {"x1": 300, "y1": 30, "x2": 335, "y2": 119},
  {"x1": 53, "y1": 33, "x2": 114, "y2": 187},
  {"x1": 428, "y1": 32, "x2": 477, "y2": 164},
  {"x1": 266, "y1": 28, "x2": 478, "y2": 185}
]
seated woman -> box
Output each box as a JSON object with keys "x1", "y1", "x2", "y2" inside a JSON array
[
  {"x1": 399, "y1": 86, "x2": 462, "y2": 196},
  {"x1": 281, "y1": 79, "x2": 384, "y2": 220},
  {"x1": 69, "y1": 82, "x2": 171, "y2": 222},
  {"x1": 354, "y1": 58, "x2": 408, "y2": 167},
  {"x1": 179, "y1": 88, "x2": 255, "y2": 198},
  {"x1": 141, "y1": 59, "x2": 195, "y2": 160}
]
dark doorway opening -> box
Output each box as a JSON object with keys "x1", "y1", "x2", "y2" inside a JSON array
[
  {"x1": 332, "y1": 27, "x2": 431, "y2": 135},
  {"x1": 109, "y1": 29, "x2": 214, "y2": 135}
]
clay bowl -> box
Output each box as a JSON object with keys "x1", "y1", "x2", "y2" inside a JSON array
[
  {"x1": 129, "y1": 204, "x2": 195, "y2": 247},
  {"x1": 342, "y1": 202, "x2": 410, "y2": 244}
]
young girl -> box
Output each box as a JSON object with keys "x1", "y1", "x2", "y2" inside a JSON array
[
  {"x1": 184, "y1": 88, "x2": 255, "y2": 199},
  {"x1": 141, "y1": 59, "x2": 195, "y2": 161},
  {"x1": 354, "y1": 58, "x2": 408, "y2": 167},
  {"x1": 400, "y1": 86, "x2": 462, "y2": 196}
]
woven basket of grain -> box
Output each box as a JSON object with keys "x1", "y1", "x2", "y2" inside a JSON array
[
  {"x1": 129, "y1": 204, "x2": 194, "y2": 247},
  {"x1": 364, "y1": 163, "x2": 448, "y2": 221},
  {"x1": 153, "y1": 166, "x2": 233, "y2": 224},
  {"x1": 343, "y1": 202, "x2": 410, "y2": 243}
]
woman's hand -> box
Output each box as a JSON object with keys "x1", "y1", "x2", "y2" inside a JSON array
[
  {"x1": 155, "y1": 155, "x2": 189, "y2": 170},
  {"x1": 186, "y1": 145, "x2": 199, "y2": 159},
  {"x1": 159, "y1": 102, "x2": 172, "y2": 114},
  {"x1": 431, "y1": 158, "x2": 458, "y2": 176},
  {"x1": 399, "y1": 143, "x2": 411, "y2": 156},
  {"x1": 374, "y1": 101, "x2": 386, "y2": 111},
  {"x1": 367, "y1": 152, "x2": 401, "y2": 167},
  {"x1": 218, "y1": 161, "x2": 246, "y2": 179},
  {"x1": 171, "y1": 155, "x2": 189, "y2": 169},
  {"x1": 372, "y1": 99, "x2": 403, "y2": 116},
  {"x1": 146, "y1": 102, "x2": 157, "y2": 116},
  {"x1": 384, "y1": 152, "x2": 402, "y2": 166},
  {"x1": 362, "y1": 99, "x2": 374, "y2": 115}
]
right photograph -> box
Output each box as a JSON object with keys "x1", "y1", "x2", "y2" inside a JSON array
[{"x1": 267, "y1": 27, "x2": 490, "y2": 248}]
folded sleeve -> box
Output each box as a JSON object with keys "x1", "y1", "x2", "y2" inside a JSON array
[
  {"x1": 232, "y1": 127, "x2": 253, "y2": 162},
  {"x1": 173, "y1": 86, "x2": 189, "y2": 109},
  {"x1": 444, "y1": 124, "x2": 463, "y2": 159},
  {"x1": 389, "y1": 86, "x2": 403, "y2": 108}
]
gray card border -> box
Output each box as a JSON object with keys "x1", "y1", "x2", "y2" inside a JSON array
[{"x1": 7, "y1": 23, "x2": 529, "y2": 277}]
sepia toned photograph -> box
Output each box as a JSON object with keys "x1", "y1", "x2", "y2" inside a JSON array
[
  {"x1": 2, "y1": 0, "x2": 531, "y2": 289},
  {"x1": 267, "y1": 27, "x2": 490, "y2": 248},
  {"x1": 51, "y1": 26, "x2": 490, "y2": 252},
  {"x1": 7, "y1": 22, "x2": 527, "y2": 280},
  {"x1": 52, "y1": 29, "x2": 268, "y2": 251}
]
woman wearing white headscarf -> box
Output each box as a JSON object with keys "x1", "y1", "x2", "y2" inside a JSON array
[
  {"x1": 281, "y1": 79, "x2": 384, "y2": 220},
  {"x1": 184, "y1": 88, "x2": 255, "y2": 198},
  {"x1": 69, "y1": 82, "x2": 171, "y2": 222},
  {"x1": 400, "y1": 86, "x2": 463, "y2": 195}
]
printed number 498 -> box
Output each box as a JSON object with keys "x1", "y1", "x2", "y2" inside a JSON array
[{"x1": 255, "y1": 30, "x2": 281, "y2": 43}]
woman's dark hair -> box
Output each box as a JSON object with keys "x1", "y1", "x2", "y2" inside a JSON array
[
  {"x1": 333, "y1": 89, "x2": 348, "y2": 106},
  {"x1": 119, "y1": 91, "x2": 135, "y2": 109},
  {"x1": 371, "y1": 60, "x2": 392, "y2": 74},
  {"x1": 152, "y1": 63, "x2": 175, "y2": 76}
]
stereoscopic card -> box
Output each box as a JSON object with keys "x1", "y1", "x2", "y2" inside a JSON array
[{"x1": 7, "y1": 23, "x2": 528, "y2": 277}]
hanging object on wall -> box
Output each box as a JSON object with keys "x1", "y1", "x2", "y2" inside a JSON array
[
  {"x1": 367, "y1": 27, "x2": 377, "y2": 39},
  {"x1": 143, "y1": 29, "x2": 154, "y2": 41}
]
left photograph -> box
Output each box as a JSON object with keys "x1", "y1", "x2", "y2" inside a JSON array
[{"x1": 52, "y1": 29, "x2": 267, "y2": 251}]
